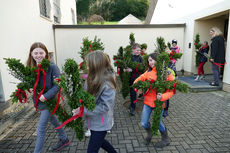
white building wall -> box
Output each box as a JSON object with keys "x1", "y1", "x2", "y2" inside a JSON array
[
  {"x1": 223, "y1": 10, "x2": 230, "y2": 91},
  {"x1": 176, "y1": 0, "x2": 230, "y2": 87},
  {"x1": 181, "y1": 20, "x2": 195, "y2": 73},
  {"x1": 60, "y1": 0, "x2": 77, "y2": 24},
  {"x1": 150, "y1": 0, "x2": 230, "y2": 89},
  {"x1": 0, "y1": 0, "x2": 76, "y2": 101},
  {"x1": 54, "y1": 26, "x2": 185, "y2": 72}
]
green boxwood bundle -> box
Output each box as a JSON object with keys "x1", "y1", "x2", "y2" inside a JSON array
[
  {"x1": 132, "y1": 37, "x2": 188, "y2": 135},
  {"x1": 78, "y1": 36, "x2": 104, "y2": 71},
  {"x1": 4, "y1": 58, "x2": 96, "y2": 140},
  {"x1": 194, "y1": 34, "x2": 202, "y2": 67},
  {"x1": 113, "y1": 33, "x2": 146, "y2": 99}
]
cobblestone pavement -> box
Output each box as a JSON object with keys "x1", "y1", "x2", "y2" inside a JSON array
[{"x1": 0, "y1": 90, "x2": 230, "y2": 153}]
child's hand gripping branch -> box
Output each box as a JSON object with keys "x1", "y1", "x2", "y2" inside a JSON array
[
  {"x1": 136, "y1": 89, "x2": 143, "y2": 98},
  {"x1": 123, "y1": 68, "x2": 132, "y2": 72},
  {"x1": 156, "y1": 93, "x2": 162, "y2": 100},
  {"x1": 72, "y1": 107, "x2": 81, "y2": 116}
]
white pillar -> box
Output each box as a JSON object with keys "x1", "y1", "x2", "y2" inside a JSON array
[{"x1": 223, "y1": 10, "x2": 230, "y2": 92}]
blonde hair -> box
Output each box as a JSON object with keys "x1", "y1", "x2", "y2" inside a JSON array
[
  {"x1": 86, "y1": 51, "x2": 116, "y2": 96},
  {"x1": 26, "y1": 42, "x2": 50, "y2": 67},
  {"x1": 210, "y1": 27, "x2": 223, "y2": 37}
]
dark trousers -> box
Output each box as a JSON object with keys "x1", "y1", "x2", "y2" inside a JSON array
[
  {"x1": 87, "y1": 131, "x2": 117, "y2": 153},
  {"x1": 168, "y1": 61, "x2": 177, "y2": 76},
  {"x1": 220, "y1": 65, "x2": 225, "y2": 77},
  {"x1": 164, "y1": 100, "x2": 169, "y2": 111},
  {"x1": 212, "y1": 63, "x2": 220, "y2": 85},
  {"x1": 130, "y1": 87, "x2": 137, "y2": 109}
]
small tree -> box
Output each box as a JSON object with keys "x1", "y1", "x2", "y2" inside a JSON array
[
  {"x1": 194, "y1": 34, "x2": 202, "y2": 67},
  {"x1": 78, "y1": 36, "x2": 104, "y2": 71}
]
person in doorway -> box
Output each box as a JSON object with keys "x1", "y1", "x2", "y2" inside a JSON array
[
  {"x1": 195, "y1": 41, "x2": 209, "y2": 81},
  {"x1": 209, "y1": 27, "x2": 226, "y2": 86}
]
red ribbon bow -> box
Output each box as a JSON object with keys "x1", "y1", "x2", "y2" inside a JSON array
[
  {"x1": 115, "y1": 61, "x2": 120, "y2": 77},
  {"x1": 169, "y1": 51, "x2": 175, "y2": 60},
  {"x1": 213, "y1": 62, "x2": 226, "y2": 68},
  {"x1": 117, "y1": 66, "x2": 120, "y2": 77},
  {"x1": 51, "y1": 78, "x2": 66, "y2": 116},
  {"x1": 172, "y1": 82, "x2": 177, "y2": 94},
  {"x1": 132, "y1": 68, "x2": 141, "y2": 78},
  {"x1": 56, "y1": 99, "x2": 84, "y2": 129},
  {"x1": 15, "y1": 89, "x2": 27, "y2": 103},
  {"x1": 33, "y1": 64, "x2": 46, "y2": 111},
  {"x1": 79, "y1": 62, "x2": 84, "y2": 68},
  {"x1": 90, "y1": 45, "x2": 93, "y2": 52}
]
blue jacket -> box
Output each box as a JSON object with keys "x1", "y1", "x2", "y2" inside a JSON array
[
  {"x1": 198, "y1": 45, "x2": 209, "y2": 62},
  {"x1": 33, "y1": 63, "x2": 60, "y2": 110},
  {"x1": 84, "y1": 81, "x2": 115, "y2": 131}
]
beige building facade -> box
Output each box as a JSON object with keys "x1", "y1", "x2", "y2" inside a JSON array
[
  {"x1": 0, "y1": 0, "x2": 77, "y2": 102},
  {"x1": 151, "y1": 0, "x2": 230, "y2": 92}
]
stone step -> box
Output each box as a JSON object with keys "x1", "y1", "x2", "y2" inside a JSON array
[{"x1": 178, "y1": 75, "x2": 222, "y2": 92}]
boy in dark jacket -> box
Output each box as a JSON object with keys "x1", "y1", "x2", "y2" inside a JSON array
[{"x1": 124, "y1": 43, "x2": 144, "y2": 116}]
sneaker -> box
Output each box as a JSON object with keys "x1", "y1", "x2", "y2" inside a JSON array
[
  {"x1": 199, "y1": 75, "x2": 205, "y2": 80},
  {"x1": 194, "y1": 75, "x2": 200, "y2": 81},
  {"x1": 209, "y1": 82, "x2": 219, "y2": 86},
  {"x1": 49, "y1": 139, "x2": 70, "y2": 152},
  {"x1": 85, "y1": 129, "x2": 91, "y2": 137}
]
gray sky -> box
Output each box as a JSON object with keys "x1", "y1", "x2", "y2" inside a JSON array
[{"x1": 151, "y1": 0, "x2": 225, "y2": 23}]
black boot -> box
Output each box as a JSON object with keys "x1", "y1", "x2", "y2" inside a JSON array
[
  {"x1": 163, "y1": 110, "x2": 168, "y2": 117},
  {"x1": 144, "y1": 128, "x2": 153, "y2": 145},
  {"x1": 154, "y1": 128, "x2": 170, "y2": 148},
  {"x1": 130, "y1": 107, "x2": 135, "y2": 116}
]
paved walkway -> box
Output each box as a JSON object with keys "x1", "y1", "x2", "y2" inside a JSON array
[{"x1": 0, "y1": 90, "x2": 230, "y2": 153}]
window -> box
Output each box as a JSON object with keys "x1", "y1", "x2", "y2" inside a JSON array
[
  {"x1": 71, "y1": 9, "x2": 76, "y2": 24},
  {"x1": 53, "y1": 0, "x2": 61, "y2": 23},
  {"x1": 39, "y1": 0, "x2": 51, "y2": 18}
]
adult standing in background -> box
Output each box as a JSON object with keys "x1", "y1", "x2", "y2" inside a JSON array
[{"x1": 209, "y1": 27, "x2": 226, "y2": 86}]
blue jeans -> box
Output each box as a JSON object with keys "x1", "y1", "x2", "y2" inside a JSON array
[
  {"x1": 141, "y1": 104, "x2": 166, "y2": 132},
  {"x1": 212, "y1": 63, "x2": 220, "y2": 85},
  {"x1": 34, "y1": 109, "x2": 67, "y2": 153},
  {"x1": 87, "y1": 130, "x2": 117, "y2": 153}
]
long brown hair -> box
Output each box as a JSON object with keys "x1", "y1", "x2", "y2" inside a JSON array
[
  {"x1": 26, "y1": 42, "x2": 50, "y2": 67},
  {"x1": 146, "y1": 52, "x2": 158, "y2": 70},
  {"x1": 86, "y1": 51, "x2": 116, "y2": 96}
]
